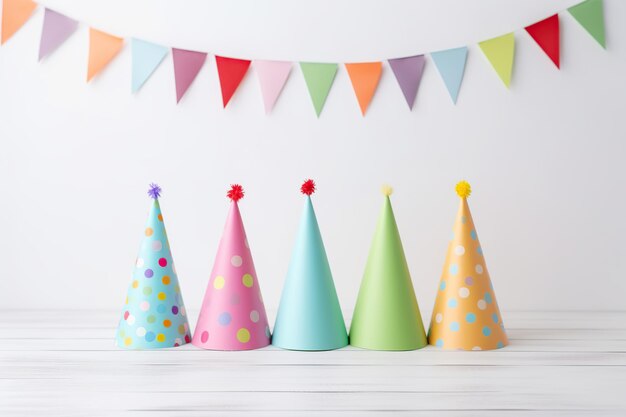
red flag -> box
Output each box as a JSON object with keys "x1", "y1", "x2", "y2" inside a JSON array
[
  {"x1": 215, "y1": 56, "x2": 251, "y2": 108},
  {"x1": 525, "y1": 14, "x2": 560, "y2": 69}
]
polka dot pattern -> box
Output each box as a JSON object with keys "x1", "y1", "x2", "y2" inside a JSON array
[
  {"x1": 191, "y1": 205, "x2": 271, "y2": 351},
  {"x1": 213, "y1": 276, "x2": 225, "y2": 290},
  {"x1": 116, "y1": 200, "x2": 191, "y2": 349},
  {"x1": 218, "y1": 312, "x2": 232, "y2": 326},
  {"x1": 242, "y1": 274, "x2": 254, "y2": 288},
  {"x1": 237, "y1": 328, "x2": 251, "y2": 343},
  {"x1": 428, "y1": 197, "x2": 508, "y2": 351},
  {"x1": 231, "y1": 256, "x2": 243, "y2": 267}
]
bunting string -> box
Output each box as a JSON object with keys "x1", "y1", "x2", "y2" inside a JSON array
[{"x1": 1, "y1": 0, "x2": 608, "y2": 116}]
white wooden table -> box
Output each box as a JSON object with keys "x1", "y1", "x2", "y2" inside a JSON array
[{"x1": 1, "y1": 310, "x2": 625, "y2": 416}]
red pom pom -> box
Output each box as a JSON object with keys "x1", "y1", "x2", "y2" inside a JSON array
[
  {"x1": 300, "y1": 179, "x2": 316, "y2": 196},
  {"x1": 227, "y1": 184, "x2": 244, "y2": 202}
]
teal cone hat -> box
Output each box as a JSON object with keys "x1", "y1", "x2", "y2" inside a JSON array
[{"x1": 272, "y1": 180, "x2": 348, "y2": 350}]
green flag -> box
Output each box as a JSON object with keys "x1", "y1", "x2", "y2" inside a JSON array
[
  {"x1": 568, "y1": 0, "x2": 606, "y2": 48},
  {"x1": 300, "y1": 62, "x2": 338, "y2": 117}
]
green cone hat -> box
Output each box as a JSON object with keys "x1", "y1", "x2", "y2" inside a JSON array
[{"x1": 349, "y1": 186, "x2": 427, "y2": 350}]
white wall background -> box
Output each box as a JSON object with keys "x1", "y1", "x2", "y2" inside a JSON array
[{"x1": 1, "y1": 0, "x2": 625, "y2": 316}]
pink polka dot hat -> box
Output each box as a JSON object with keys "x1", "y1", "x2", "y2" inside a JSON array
[{"x1": 192, "y1": 185, "x2": 271, "y2": 350}]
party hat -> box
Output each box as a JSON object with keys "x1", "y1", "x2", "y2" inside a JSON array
[
  {"x1": 192, "y1": 185, "x2": 271, "y2": 350},
  {"x1": 272, "y1": 180, "x2": 348, "y2": 351},
  {"x1": 349, "y1": 186, "x2": 427, "y2": 350},
  {"x1": 116, "y1": 184, "x2": 191, "y2": 349},
  {"x1": 428, "y1": 181, "x2": 508, "y2": 350}
]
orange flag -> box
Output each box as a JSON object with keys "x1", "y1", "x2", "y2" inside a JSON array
[
  {"x1": 1, "y1": 0, "x2": 37, "y2": 44},
  {"x1": 87, "y1": 28, "x2": 124, "y2": 82},
  {"x1": 345, "y1": 62, "x2": 382, "y2": 115}
]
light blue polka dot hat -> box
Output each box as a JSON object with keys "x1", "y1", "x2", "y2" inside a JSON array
[{"x1": 115, "y1": 184, "x2": 191, "y2": 349}]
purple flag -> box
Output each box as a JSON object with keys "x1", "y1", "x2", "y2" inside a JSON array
[
  {"x1": 39, "y1": 8, "x2": 78, "y2": 61},
  {"x1": 172, "y1": 48, "x2": 207, "y2": 103},
  {"x1": 388, "y1": 55, "x2": 425, "y2": 110}
]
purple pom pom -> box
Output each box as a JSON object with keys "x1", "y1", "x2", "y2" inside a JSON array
[{"x1": 147, "y1": 183, "x2": 162, "y2": 200}]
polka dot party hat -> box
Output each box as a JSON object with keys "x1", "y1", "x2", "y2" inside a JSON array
[
  {"x1": 428, "y1": 181, "x2": 508, "y2": 350},
  {"x1": 272, "y1": 180, "x2": 348, "y2": 351},
  {"x1": 192, "y1": 185, "x2": 271, "y2": 350},
  {"x1": 116, "y1": 184, "x2": 191, "y2": 349},
  {"x1": 349, "y1": 186, "x2": 427, "y2": 351}
]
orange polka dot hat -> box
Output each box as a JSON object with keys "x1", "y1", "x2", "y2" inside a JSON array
[{"x1": 428, "y1": 181, "x2": 508, "y2": 350}]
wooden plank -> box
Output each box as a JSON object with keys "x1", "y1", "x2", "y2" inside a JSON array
[{"x1": 1, "y1": 310, "x2": 625, "y2": 415}]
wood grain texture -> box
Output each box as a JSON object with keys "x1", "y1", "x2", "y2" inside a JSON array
[{"x1": 1, "y1": 310, "x2": 625, "y2": 416}]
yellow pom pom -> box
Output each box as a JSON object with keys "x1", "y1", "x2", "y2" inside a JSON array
[
  {"x1": 455, "y1": 180, "x2": 471, "y2": 198},
  {"x1": 381, "y1": 184, "x2": 393, "y2": 196}
]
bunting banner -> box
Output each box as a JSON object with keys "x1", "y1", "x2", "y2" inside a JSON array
[
  {"x1": 215, "y1": 56, "x2": 251, "y2": 108},
  {"x1": 87, "y1": 28, "x2": 123, "y2": 81},
  {"x1": 0, "y1": 0, "x2": 609, "y2": 116},
  {"x1": 38, "y1": 8, "x2": 77, "y2": 60},
  {"x1": 255, "y1": 60, "x2": 292, "y2": 113},
  {"x1": 568, "y1": 0, "x2": 606, "y2": 48},
  {"x1": 131, "y1": 38, "x2": 168, "y2": 93},
  {"x1": 1, "y1": 0, "x2": 36, "y2": 44},
  {"x1": 431, "y1": 47, "x2": 468, "y2": 104},
  {"x1": 345, "y1": 62, "x2": 383, "y2": 116},
  {"x1": 300, "y1": 62, "x2": 338, "y2": 116},
  {"x1": 172, "y1": 48, "x2": 207, "y2": 103},
  {"x1": 388, "y1": 55, "x2": 425, "y2": 110},
  {"x1": 525, "y1": 15, "x2": 561, "y2": 68},
  {"x1": 479, "y1": 33, "x2": 515, "y2": 88}
]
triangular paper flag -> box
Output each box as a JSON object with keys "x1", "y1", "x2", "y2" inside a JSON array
[
  {"x1": 254, "y1": 60, "x2": 291, "y2": 113},
  {"x1": 478, "y1": 33, "x2": 515, "y2": 88},
  {"x1": 345, "y1": 62, "x2": 383, "y2": 115},
  {"x1": 569, "y1": 0, "x2": 606, "y2": 48},
  {"x1": 525, "y1": 14, "x2": 560, "y2": 68},
  {"x1": 87, "y1": 28, "x2": 124, "y2": 82},
  {"x1": 131, "y1": 38, "x2": 168, "y2": 93},
  {"x1": 431, "y1": 47, "x2": 468, "y2": 104},
  {"x1": 1, "y1": 0, "x2": 37, "y2": 44},
  {"x1": 172, "y1": 48, "x2": 207, "y2": 103},
  {"x1": 38, "y1": 8, "x2": 77, "y2": 60},
  {"x1": 215, "y1": 56, "x2": 251, "y2": 108},
  {"x1": 388, "y1": 55, "x2": 425, "y2": 110},
  {"x1": 300, "y1": 62, "x2": 338, "y2": 117}
]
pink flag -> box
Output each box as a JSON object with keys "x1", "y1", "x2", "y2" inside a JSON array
[
  {"x1": 39, "y1": 8, "x2": 78, "y2": 61},
  {"x1": 254, "y1": 60, "x2": 292, "y2": 113},
  {"x1": 172, "y1": 48, "x2": 207, "y2": 103}
]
